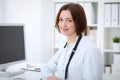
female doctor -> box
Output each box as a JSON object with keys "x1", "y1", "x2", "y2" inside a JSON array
[{"x1": 40, "y1": 3, "x2": 103, "y2": 80}]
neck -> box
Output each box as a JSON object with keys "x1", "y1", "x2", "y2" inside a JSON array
[{"x1": 67, "y1": 34, "x2": 77, "y2": 44}]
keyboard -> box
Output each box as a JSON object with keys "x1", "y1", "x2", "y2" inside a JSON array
[{"x1": 0, "y1": 70, "x2": 24, "y2": 77}]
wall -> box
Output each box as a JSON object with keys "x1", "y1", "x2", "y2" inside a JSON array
[
  {"x1": 0, "y1": 0, "x2": 2, "y2": 22},
  {"x1": 0, "y1": 0, "x2": 5, "y2": 22},
  {"x1": 0, "y1": 0, "x2": 53, "y2": 63},
  {"x1": 40, "y1": 0, "x2": 54, "y2": 63}
]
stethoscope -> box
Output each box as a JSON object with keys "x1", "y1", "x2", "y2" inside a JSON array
[{"x1": 63, "y1": 34, "x2": 82, "y2": 80}]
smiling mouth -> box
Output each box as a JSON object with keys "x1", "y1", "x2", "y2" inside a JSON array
[
  {"x1": 62, "y1": 29, "x2": 68, "y2": 31},
  {"x1": 61, "y1": 29, "x2": 68, "y2": 33}
]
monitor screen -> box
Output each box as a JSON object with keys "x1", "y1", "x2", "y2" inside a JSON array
[{"x1": 0, "y1": 24, "x2": 25, "y2": 70}]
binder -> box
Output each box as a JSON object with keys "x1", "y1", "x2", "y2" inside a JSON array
[
  {"x1": 104, "y1": 4, "x2": 111, "y2": 26},
  {"x1": 84, "y1": 3, "x2": 95, "y2": 25},
  {"x1": 111, "y1": 4, "x2": 119, "y2": 26}
]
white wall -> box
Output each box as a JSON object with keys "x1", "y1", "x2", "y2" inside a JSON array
[
  {"x1": 0, "y1": 0, "x2": 5, "y2": 22},
  {"x1": 0, "y1": 0, "x2": 2, "y2": 22},
  {"x1": 40, "y1": 0, "x2": 54, "y2": 63},
  {"x1": 0, "y1": 0, "x2": 54, "y2": 63}
]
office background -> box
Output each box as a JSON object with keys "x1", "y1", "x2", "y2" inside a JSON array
[
  {"x1": 0, "y1": 0, "x2": 120, "y2": 72},
  {"x1": 0, "y1": 0, "x2": 120, "y2": 80}
]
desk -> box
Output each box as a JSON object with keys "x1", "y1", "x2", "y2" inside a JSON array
[
  {"x1": 0, "y1": 62, "x2": 44, "y2": 80},
  {"x1": 0, "y1": 70, "x2": 41, "y2": 80}
]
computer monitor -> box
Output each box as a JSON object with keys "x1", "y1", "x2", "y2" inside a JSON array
[{"x1": 0, "y1": 24, "x2": 26, "y2": 71}]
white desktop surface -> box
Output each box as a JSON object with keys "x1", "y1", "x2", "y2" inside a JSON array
[
  {"x1": 0, "y1": 70, "x2": 41, "y2": 80},
  {"x1": 0, "y1": 62, "x2": 44, "y2": 80}
]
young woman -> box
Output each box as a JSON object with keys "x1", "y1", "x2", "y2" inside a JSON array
[{"x1": 40, "y1": 3, "x2": 103, "y2": 80}]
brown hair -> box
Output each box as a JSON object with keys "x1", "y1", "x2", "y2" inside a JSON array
[{"x1": 55, "y1": 3, "x2": 87, "y2": 36}]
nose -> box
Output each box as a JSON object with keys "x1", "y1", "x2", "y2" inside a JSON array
[{"x1": 61, "y1": 21, "x2": 66, "y2": 28}]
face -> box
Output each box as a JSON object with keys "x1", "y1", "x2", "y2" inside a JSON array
[{"x1": 58, "y1": 10, "x2": 77, "y2": 37}]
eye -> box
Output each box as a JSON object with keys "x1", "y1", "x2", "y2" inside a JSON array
[
  {"x1": 59, "y1": 18, "x2": 63, "y2": 22},
  {"x1": 68, "y1": 19, "x2": 72, "y2": 22},
  {"x1": 66, "y1": 19, "x2": 73, "y2": 23}
]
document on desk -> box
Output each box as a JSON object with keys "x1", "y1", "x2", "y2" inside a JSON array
[{"x1": 22, "y1": 67, "x2": 41, "y2": 72}]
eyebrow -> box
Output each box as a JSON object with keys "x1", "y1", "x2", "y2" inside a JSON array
[{"x1": 59, "y1": 17, "x2": 73, "y2": 20}]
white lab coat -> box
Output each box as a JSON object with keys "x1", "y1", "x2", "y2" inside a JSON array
[{"x1": 40, "y1": 36, "x2": 103, "y2": 80}]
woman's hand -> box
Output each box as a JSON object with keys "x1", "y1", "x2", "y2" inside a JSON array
[{"x1": 47, "y1": 76, "x2": 59, "y2": 80}]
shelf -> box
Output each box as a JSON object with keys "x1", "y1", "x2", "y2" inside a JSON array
[
  {"x1": 104, "y1": 49, "x2": 120, "y2": 53},
  {"x1": 54, "y1": 0, "x2": 98, "y2": 3},
  {"x1": 78, "y1": 0, "x2": 98, "y2": 3},
  {"x1": 103, "y1": 28, "x2": 120, "y2": 50},
  {"x1": 104, "y1": 0, "x2": 120, "y2": 3},
  {"x1": 104, "y1": 26, "x2": 120, "y2": 28},
  {"x1": 88, "y1": 24, "x2": 98, "y2": 27}
]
